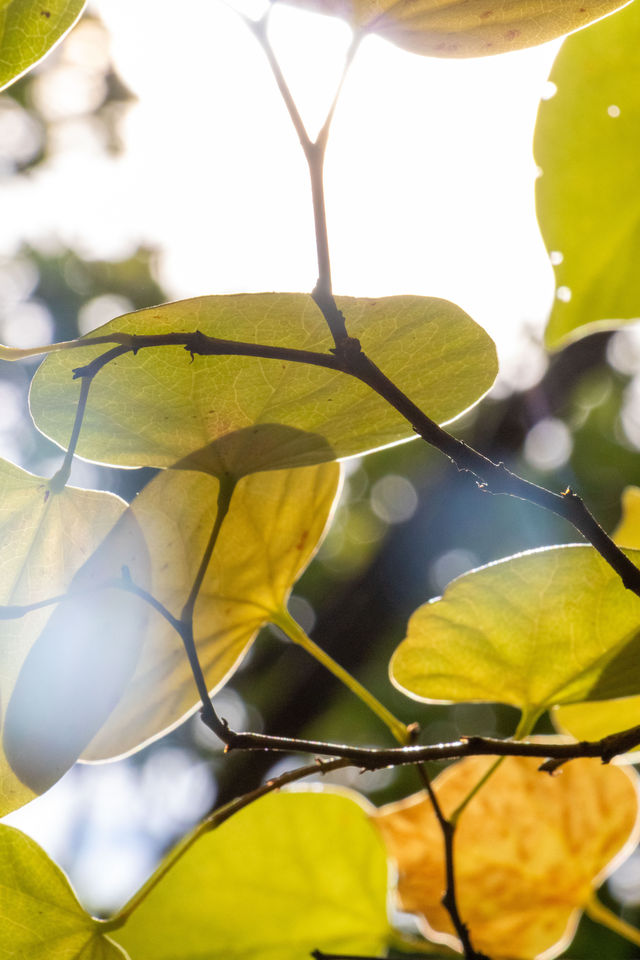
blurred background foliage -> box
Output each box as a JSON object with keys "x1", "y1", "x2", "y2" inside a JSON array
[{"x1": 2, "y1": 7, "x2": 640, "y2": 958}]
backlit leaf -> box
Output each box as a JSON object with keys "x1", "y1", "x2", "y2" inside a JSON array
[
  {"x1": 0, "y1": 458, "x2": 126, "y2": 814},
  {"x1": 612, "y1": 486, "x2": 640, "y2": 548},
  {"x1": 0, "y1": 824, "x2": 127, "y2": 958},
  {"x1": 0, "y1": 0, "x2": 86, "y2": 92},
  {"x1": 373, "y1": 753, "x2": 639, "y2": 959},
  {"x1": 112, "y1": 790, "x2": 390, "y2": 960},
  {"x1": 390, "y1": 544, "x2": 640, "y2": 722},
  {"x1": 535, "y1": 0, "x2": 640, "y2": 347},
  {"x1": 285, "y1": 0, "x2": 629, "y2": 58},
  {"x1": 82, "y1": 448, "x2": 339, "y2": 760},
  {"x1": 29, "y1": 293, "x2": 497, "y2": 470},
  {"x1": 4, "y1": 511, "x2": 150, "y2": 794},
  {"x1": 554, "y1": 487, "x2": 640, "y2": 746},
  {"x1": 554, "y1": 696, "x2": 640, "y2": 749}
]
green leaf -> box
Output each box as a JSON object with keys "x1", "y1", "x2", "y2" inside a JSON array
[
  {"x1": 553, "y1": 487, "x2": 640, "y2": 743},
  {"x1": 81, "y1": 451, "x2": 340, "y2": 760},
  {"x1": 112, "y1": 790, "x2": 390, "y2": 960},
  {"x1": 553, "y1": 695, "x2": 640, "y2": 747},
  {"x1": 535, "y1": 0, "x2": 640, "y2": 348},
  {"x1": 0, "y1": 0, "x2": 86, "y2": 92},
  {"x1": 29, "y1": 293, "x2": 497, "y2": 470},
  {"x1": 285, "y1": 0, "x2": 630, "y2": 58},
  {"x1": 0, "y1": 824, "x2": 127, "y2": 958},
  {"x1": 390, "y1": 544, "x2": 640, "y2": 720},
  {"x1": 0, "y1": 458, "x2": 126, "y2": 814}
]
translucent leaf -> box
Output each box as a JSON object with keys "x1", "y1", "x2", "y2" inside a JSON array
[
  {"x1": 554, "y1": 696, "x2": 640, "y2": 750},
  {"x1": 0, "y1": 458, "x2": 126, "y2": 814},
  {"x1": 0, "y1": 824, "x2": 126, "y2": 958},
  {"x1": 285, "y1": 0, "x2": 629, "y2": 58},
  {"x1": 112, "y1": 790, "x2": 390, "y2": 960},
  {"x1": 0, "y1": 0, "x2": 86, "y2": 92},
  {"x1": 554, "y1": 487, "x2": 640, "y2": 746},
  {"x1": 4, "y1": 512, "x2": 150, "y2": 794},
  {"x1": 390, "y1": 544, "x2": 640, "y2": 721},
  {"x1": 373, "y1": 752, "x2": 640, "y2": 959},
  {"x1": 29, "y1": 293, "x2": 497, "y2": 470},
  {"x1": 535, "y1": 0, "x2": 640, "y2": 347},
  {"x1": 82, "y1": 451, "x2": 340, "y2": 760},
  {"x1": 612, "y1": 486, "x2": 640, "y2": 548}
]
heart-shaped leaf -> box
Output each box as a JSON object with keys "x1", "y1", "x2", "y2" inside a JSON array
[
  {"x1": 29, "y1": 293, "x2": 497, "y2": 470},
  {"x1": 112, "y1": 789, "x2": 391, "y2": 960},
  {"x1": 535, "y1": 0, "x2": 640, "y2": 347},
  {"x1": 3, "y1": 511, "x2": 150, "y2": 794},
  {"x1": 0, "y1": 458, "x2": 126, "y2": 814},
  {"x1": 373, "y1": 752, "x2": 640, "y2": 959},
  {"x1": 554, "y1": 487, "x2": 640, "y2": 745},
  {"x1": 81, "y1": 449, "x2": 339, "y2": 760},
  {"x1": 0, "y1": 824, "x2": 126, "y2": 959},
  {"x1": 0, "y1": 0, "x2": 86, "y2": 92},
  {"x1": 390, "y1": 544, "x2": 640, "y2": 724},
  {"x1": 285, "y1": 0, "x2": 629, "y2": 58}
]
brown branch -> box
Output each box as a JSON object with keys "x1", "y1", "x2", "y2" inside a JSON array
[
  {"x1": 199, "y1": 719, "x2": 640, "y2": 767},
  {"x1": 246, "y1": 12, "x2": 351, "y2": 347},
  {"x1": 334, "y1": 345, "x2": 640, "y2": 597},
  {"x1": 415, "y1": 766, "x2": 489, "y2": 960},
  {"x1": 68, "y1": 328, "x2": 640, "y2": 601},
  {"x1": 71, "y1": 332, "x2": 340, "y2": 380}
]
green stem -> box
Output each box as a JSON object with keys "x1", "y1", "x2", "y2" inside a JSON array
[
  {"x1": 584, "y1": 893, "x2": 640, "y2": 948},
  {"x1": 272, "y1": 607, "x2": 410, "y2": 744},
  {"x1": 450, "y1": 710, "x2": 538, "y2": 826},
  {"x1": 181, "y1": 474, "x2": 236, "y2": 624}
]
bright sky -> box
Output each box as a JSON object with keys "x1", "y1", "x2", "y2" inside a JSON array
[
  {"x1": 1, "y1": 0, "x2": 561, "y2": 383},
  {"x1": 2, "y1": 0, "x2": 568, "y2": 908}
]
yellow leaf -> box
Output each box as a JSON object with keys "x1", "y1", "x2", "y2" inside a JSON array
[
  {"x1": 285, "y1": 0, "x2": 631, "y2": 58},
  {"x1": 82, "y1": 453, "x2": 340, "y2": 760},
  {"x1": 0, "y1": 458, "x2": 126, "y2": 814},
  {"x1": 553, "y1": 486, "x2": 640, "y2": 747},
  {"x1": 612, "y1": 486, "x2": 640, "y2": 548},
  {"x1": 373, "y1": 752, "x2": 640, "y2": 959}
]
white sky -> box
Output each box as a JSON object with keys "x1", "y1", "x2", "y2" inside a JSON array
[{"x1": 1, "y1": 0, "x2": 562, "y2": 380}]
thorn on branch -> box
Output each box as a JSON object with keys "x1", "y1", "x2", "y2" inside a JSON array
[{"x1": 538, "y1": 758, "x2": 566, "y2": 775}]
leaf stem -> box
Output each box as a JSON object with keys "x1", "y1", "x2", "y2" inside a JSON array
[
  {"x1": 584, "y1": 893, "x2": 640, "y2": 948},
  {"x1": 180, "y1": 474, "x2": 236, "y2": 625},
  {"x1": 47, "y1": 374, "x2": 92, "y2": 493},
  {"x1": 449, "y1": 712, "x2": 538, "y2": 826},
  {"x1": 247, "y1": 12, "x2": 358, "y2": 346},
  {"x1": 176, "y1": 475, "x2": 237, "y2": 734},
  {"x1": 274, "y1": 606, "x2": 410, "y2": 744}
]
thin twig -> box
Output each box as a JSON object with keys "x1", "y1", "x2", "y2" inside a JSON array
[
  {"x1": 47, "y1": 375, "x2": 90, "y2": 492},
  {"x1": 415, "y1": 766, "x2": 489, "y2": 960},
  {"x1": 247, "y1": 13, "x2": 352, "y2": 346},
  {"x1": 310, "y1": 953, "x2": 438, "y2": 960},
  {"x1": 71, "y1": 332, "x2": 340, "y2": 380},
  {"x1": 199, "y1": 720, "x2": 640, "y2": 767},
  {"x1": 66, "y1": 329, "x2": 640, "y2": 600}
]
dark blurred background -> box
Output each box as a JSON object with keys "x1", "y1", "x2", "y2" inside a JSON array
[{"x1": 2, "y1": 10, "x2": 640, "y2": 958}]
